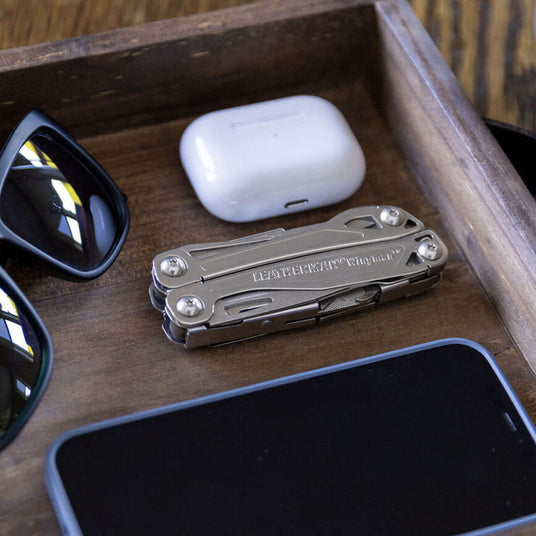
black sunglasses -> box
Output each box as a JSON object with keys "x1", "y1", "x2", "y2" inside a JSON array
[{"x1": 0, "y1": 110, "x2": 130, "y2": 450}]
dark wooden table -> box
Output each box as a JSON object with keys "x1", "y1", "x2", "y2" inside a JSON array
[
  {"x1": 0, "y1": 1, "x2": 535, "y2": 535},
  {"x1": 1, "y1": 0, "x2": 535, "y2": 131}
]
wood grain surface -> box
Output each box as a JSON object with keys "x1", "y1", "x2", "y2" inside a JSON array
[
  {"x1": 3, "y1": 78, "x2": 533, "y2": 536},
  {"x1": 377, "y1": 0, "x2": 536, "y2": 379},
  {"x1": 1, "y1": 0, "x2": 536, "y2": 131},
  {"x1": 0, "y1": 1, "x2": 534, "y2": 535}
]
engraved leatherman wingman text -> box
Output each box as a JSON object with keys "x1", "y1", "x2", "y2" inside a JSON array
[{"x1": 252, "y1": 249, "x2": 401, "y2": 282}]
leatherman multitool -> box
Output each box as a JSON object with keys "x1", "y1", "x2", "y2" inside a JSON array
[{"x1": 150, "y1": 206, "x2": 447, "y2": 348}]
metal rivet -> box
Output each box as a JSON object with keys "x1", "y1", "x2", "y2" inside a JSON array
[
  {"x1": 160, "y1": 256, "x2": 187, "y2": 277},
  {"x1": 417, "y1": 239, "x2": 442, "y2": 261},
  {"x1": 260, "y1": 320, "x2": 272, "y2": 330},
  {"x1": 380, "y1": 207, "x2": 404, "y2": 226},
  {"x1": 176, "y1": 296, "x2": 203, "y2": 317}
]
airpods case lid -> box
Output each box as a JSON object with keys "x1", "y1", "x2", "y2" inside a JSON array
[{"x1": 179, "y1": 95, "x2": 366, "y2": 222}]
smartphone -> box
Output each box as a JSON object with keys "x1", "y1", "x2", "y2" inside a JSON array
[{"x1": 45, "y1": 339, "x2": 536, "y2": 535}]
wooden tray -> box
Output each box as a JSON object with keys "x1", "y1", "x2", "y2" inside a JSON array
[{"x1": 1, "y1": 0, "x2": 535, "y2": 533}]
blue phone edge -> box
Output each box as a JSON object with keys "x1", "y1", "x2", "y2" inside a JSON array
[{"x1": 43, "y1": 337, "x2": 536, "y2": 536}]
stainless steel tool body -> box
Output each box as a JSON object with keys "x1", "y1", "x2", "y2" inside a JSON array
[{"x1": 150, "y1": 206, "x2": 447, "y2": 347}]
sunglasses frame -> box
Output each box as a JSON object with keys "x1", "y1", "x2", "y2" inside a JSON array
[
  {"x1": 0, "y1": 109, "x2": 130, "y2": 280},
  {"x1": 0, "y1": 265, "x2": 53, "y2": 451}
]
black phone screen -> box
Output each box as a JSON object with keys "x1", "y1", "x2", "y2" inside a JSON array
[{"x1": 53, "y1": 343, "x2": 536, "y2": 535}]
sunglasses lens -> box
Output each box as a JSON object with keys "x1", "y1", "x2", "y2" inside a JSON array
[
  {"x1": 0, "y1": 283, "x2": 46, "y2": 446},
  {"x1": 1, "y1": 130, "x2": 121, "y2": 271}
]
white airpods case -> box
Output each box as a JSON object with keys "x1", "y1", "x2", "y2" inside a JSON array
[{"x1": 179, "y1": 95, "x2": 366, "y2": 222}]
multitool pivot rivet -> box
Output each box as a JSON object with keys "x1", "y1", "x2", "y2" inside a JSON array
[
  {"x1": 380, "y1": 207, "x2": 404, "y2": 226},
  {"x1": 417, "y1": 239, "x2": 442, "y2": 261},
  {"x1": 160, "y1": 256, "x2": 187, "y2": 277},
  {"x1": 176, "y1": 296, "x2": 204, "y2": 317}
]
